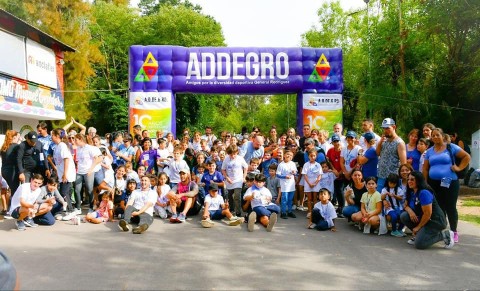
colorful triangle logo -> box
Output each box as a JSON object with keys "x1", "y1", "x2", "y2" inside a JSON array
[
  {"x1": 134, "y1": 52, "x2": 159, "y2": 82},
  {"x1": 308, "y1": 53, "x2": 331, "y2": 82}
]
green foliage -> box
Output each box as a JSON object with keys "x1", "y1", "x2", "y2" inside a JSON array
[{"x1": 88, "y1": 92, "x2": 128, "y2": 133}]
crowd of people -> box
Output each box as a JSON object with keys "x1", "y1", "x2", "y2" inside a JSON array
[{"x1": 0, "y1": 117, "x2": 471, "y2": 249}]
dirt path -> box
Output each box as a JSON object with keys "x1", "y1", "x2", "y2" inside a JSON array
[{"x1": 458, "y1": 195, "x2": 480, "y2": 216}]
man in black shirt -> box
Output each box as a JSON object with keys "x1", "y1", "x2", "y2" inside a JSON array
[{"x1": 16, "y1": 131, "x2": 50, "y2": 184}]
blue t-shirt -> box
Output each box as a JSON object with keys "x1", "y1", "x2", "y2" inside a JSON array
[
  {"x1": 260, "y1": 158, "x2": 277, "y2": 178},
  {"x1": 303, "y1": 150, "x2": 326, "y2": 165},
  {"x1": 407, "y1": 148, "x2": 421, "y2": 171},
  {"x1": 201, "y1": 171, "x2": 225, "y2": 196},
  {"x1": 425, "y1": 143, "x2": 460, "y2": 180},
  {"x1": 408, "y1": 189, "x2": 433, "y2": 210},
  {"x1": 361, "y1": 147, "x2": 378, "y2": 178}
]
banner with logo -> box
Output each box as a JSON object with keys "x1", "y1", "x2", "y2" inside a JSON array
[
  {"x1": 26, "y1": 39, "x2": 57, "y2": 89},
  {"x1": 128, "y1": 91, "x2": 174, "y2": 137},
  {"x1": 301, "y1": 93, "x2": 342, "y2": 131},
  {"x1": 0, "y1": 73, "x2": 65, "y2": 120}
]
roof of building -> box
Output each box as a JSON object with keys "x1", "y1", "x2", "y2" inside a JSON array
[{"x1": 0, "y1": 8, "x2": 75, "y2": 52}]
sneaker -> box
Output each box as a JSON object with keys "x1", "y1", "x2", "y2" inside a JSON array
[
  {"x1": 132, "y1": 223, "x2": 149, "y2": 234},
  {"x1": 397, "y1": 230, "x2": 407, "y2": 237},
  {"x1": 228, "y1": 217, "x2": 244, "y2": 226},
  {"x1": 292, "y1": 205, "x2": 297, "y2": 210},
  {"x1": 177, "y1": 213, "x2": 186, "y2": 223},
  {"x1": 15, "y1": 220, "x2": 26, "y2": 231},
  {"x1": 169, "y1": 213, "x2": 179, "y2": 223},
  {"x1": 287, "y1": 212, "x2": 296, "y2": 218},
  {"x1": 117, "y1": 214, "x2": 123, "y2": 219},
  {"x1": 280, "y1": 213, "x2": 288, "y2": 219},
  {"x1": 3, "y1": 213, "x2": 13, "y2": 220},
  {"x1": 118, "y1": 219, "x2": 130, "y2": 232},
  {"x1": 308, "y1": 223, "x2": 316, "y2": 229},
  {"x1": 266, "y1": 213, "x2": 277, "y2": 232},
  {"x1": 391, "y1": 230, "x2": 404, "y2": 237},
  {"x1": 24, "y1": 218, "x2": 38, "y2": 228},
  {"x1": 247, "y1": 212, "x2": 257, "y2": 232},
  {"x1": 201, "y1": 219, "x2": 215, "y2": 228},
  {"x1": 407, "y1": 237, "x2": 416, "y2": 245},
  {"x1": 363, "y1": 223, "x2": 371, "y2": 234},
  {"x1": 297, "y1": 206, "x2": 305, "y2": 211},
  {"x1": 444, "y1": 230, "x2": 455, "y2": 249},
  {"x1": 453, "y1": 231, "x2": 459, "y2": 243},
  {"x1": 337, "y1": 213, "x2": 345, "y2": 219},
  {"x1": 74, "y1": 208, "x2": 82, "y2": 215},
  {"x1": 62, "y1": 212, "x2": 76, "y2": 221}
]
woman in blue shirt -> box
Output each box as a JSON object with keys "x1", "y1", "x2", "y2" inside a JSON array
[
  {"x1": 423, "y1": 128, "x2": 470, "y2": 244},
  {"x1": 400, "y1": 171, "x2": 454, "y2": 249}
]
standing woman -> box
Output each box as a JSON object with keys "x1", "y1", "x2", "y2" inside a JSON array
[
  {"x1": 1, "y1": 130, "x2": 20, "y2": 210},
  {"x1": 357, "y1": 132, "x2": 378, "y2": 179},
  {"x1": 423, "y1": 127, "x2": 470, "y2": 243},
  {"x1": 422, "y1": 123, "x2": 435, "y2": 141},
  {"x1": 51, "y1": 129, "x2": 77, "y2": 218},
  {"x1": 406, "y1": 129, "x2": 421, "y2": 171},
  {"x1": 400, "y1": 171, "x2": 454, "y2": 249}
]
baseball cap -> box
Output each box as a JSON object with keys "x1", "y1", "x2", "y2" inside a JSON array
[
  {"x1": 331, "y1": 134, "x2": 341, "y2": 142},
  {"x1": 25, "y1": 131, "x2": 38, "y2": 142},
  {"x1": 363, "y1": 132, "x2": 375, "y2": 142},
  {"x1": 381, "y1": 118, "x2": 396, "y2": 128},
  {"x1": 346, "y1": 131, "x2": 357, "y2": 138},
  {"x1": 179, "y1": 165, "x2": 190, "y2": 174},
  {"x1": 208, "y1": 183, "x2": 219, "y2": 191}
]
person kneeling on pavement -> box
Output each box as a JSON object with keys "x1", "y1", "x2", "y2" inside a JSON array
[
  {"x1": 35, "y1": 177, "x2": 68, "y2": 225},
  {"x1": 243, "y1": 174, "x2": 280, "y2": 232},
  {"x1": 201, "y1": 183, "x2": 244, "y2": 228},
  {"x1": 118, "y1": 176, "x2": 156, "y2": 234}
]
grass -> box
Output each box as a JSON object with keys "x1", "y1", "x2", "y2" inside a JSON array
[
  {"x1": 461, "y1": 199, "x2": 480, "y2": 207},
  {"x1": 459, "y1": 214, "x2": 480, "y2": 225}
]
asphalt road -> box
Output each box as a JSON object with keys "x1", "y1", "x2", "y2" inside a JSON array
[{"x1": 1, "y1": 209, "x2": 480, "y2": 290}]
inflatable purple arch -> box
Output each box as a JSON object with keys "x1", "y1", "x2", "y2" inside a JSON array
[{"x1": 129, "y1": 45, "x2": 343, "y2": 137}]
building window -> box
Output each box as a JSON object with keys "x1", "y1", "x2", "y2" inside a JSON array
[{"x1": 0, "y1": 120, "x2": 13, "y2": 135}]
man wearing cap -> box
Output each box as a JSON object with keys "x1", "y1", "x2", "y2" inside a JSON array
[
  {"x1": 166, "y1": 166, "x2": 200, "y2": 223},
  {"x1": 376, "y1": 118, "x2": 407, "y2": 191},
  {"x1": 16, "y1": 131, "x2": 50, "y2": 184},
  {"x1": 358, "y1": 118, "x2": 381, "y2": 151},
  {"x1": 329, "y1": 123, "x2": 347, "y2": 147},
  {"x1": 118, "y1": 176, "x2": 156, "y2": 234},
  {"x1": 201, "y1": 183, "x2": 244, "y2": 228}
]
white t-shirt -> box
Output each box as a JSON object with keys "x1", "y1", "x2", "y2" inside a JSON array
[
  {"x1": 128, "y1": 188, "x2": 157, "y2": 216},
  {"x1": 244, "y1": 186, "x2": 272, "y2": 209},
  {"x1": 313, "y1": 201, "x2": 337, "y2": 227},
  {"x1": 126, "y1": 170, "x2": 140, "y2": 184},
  {"x1": 76, "y1": 144, "x2": 102, "y2": 174},
  {"x1": 53, "y1": 142, "x2": 76, "y2": 182},
  {"x1": 205, "y1": 194, "x2": 224, "y2": 211},
  {"x1": 10, "y1": 183, "x2": 41, "y2": 211},
  {"x1": 167, "y1": 159, "x2": 190, "y2": 183},
  {"x1": 340, "y1": 145, "x2": 362, "y2": 174},
  {"x1": 319, "y1": 171, "x2": 336, "y2": 194},
  {"x1": 301, "y1": 161, "x2": 323, "y2": 185},
  {"x1": 221, "y1": 155, "x2": 248, "y2": 189},
  {"x1": 276, "y1": 161, "x2": 297, "y2": 192},
  {"x1": 156, "y1": 184, "x2": 171, "y2": 204},
  {"x1": 381, "y1": 187, "x2": 405, "y2": 212}
]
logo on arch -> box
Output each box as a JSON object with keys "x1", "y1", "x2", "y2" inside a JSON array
[
  {"x1": 134, "y1": 52, "x2": 159, "y2": 82},
  {"x1": 308, "y1": 54, "x2": 331, "y2": 82}
]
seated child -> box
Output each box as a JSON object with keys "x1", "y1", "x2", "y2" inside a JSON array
[
  {"x1": 351, "y1": 176, "x2": 382, "y2": 234},
  {"x1": 154, "y1": 173, "x2": 171, "y2": 219},
  {"x1": 85, "y1": 192, "x2": 113, "y2": 224},
  {"x1": 381, "y1": 173, "x2": 406, "y2": 237},
  {"x1": 201, "y1": 183, "x2": 244, "y2": 228},
  {"x1": 308, "y1": 188, "x2": 337, "y2": 231},
  {"x1": 243, "y1": 174, "x2": 280, "y2": 232}
]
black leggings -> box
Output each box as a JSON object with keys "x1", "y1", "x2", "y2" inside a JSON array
[{"x1": 428, "y1": 178, "x2": 459, "y2": 232}]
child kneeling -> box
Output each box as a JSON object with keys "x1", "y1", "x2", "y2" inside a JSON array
[
  {"x1": 201, "y1": 183, "x2": 244, "y2": 228},
  {"x1": 308, "y1": 188, "x2": 337, "y2": 231},
  {"x1": 85, "y1": 192, "x2": 113, "y2": 224}
]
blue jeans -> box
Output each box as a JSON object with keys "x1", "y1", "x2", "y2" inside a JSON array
[
  {"x1": 74, "y1": 173, "x2": 94, "y2": 209},
  {"x1": 343, "y1": 205, "x2": 360, "y2": 220},
  {"x1": 400, "y1": 211, "x2": 446, "y2": 249},
  {"x1": 377, "y1": 177, "x2": 386, "y2": 192},
  {"x1": 386, "y1": 208, "x2": 404, "y2": 231},
  {"x1": 33, "y1": 212, "x2": 55, "y2": 226},
  {"x1": 311, "y1": 208, "x2": 331, "y2": 231},
  {"x1": 281, "y1": 191, "x2": 294, "y2": 213}
]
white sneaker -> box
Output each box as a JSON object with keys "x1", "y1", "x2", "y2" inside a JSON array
[
  {"x1": 444, "y1": 230, "x2": 455, "y2": 249},
  {"x1": 228, "y1": 217, "x2": 244, "y2": 226},
  {"x1": 308, "y1": 223, "x2": 316, "y2": 229},
  {"x1": 201, "y1": 219, "x2": 214, "y2": 228},
  {"x1": 297, "y1": 206, "x2": 305, "y2": 211},
  {"x1": 292, "y1": 205, "x2": 297, "y2": 210},
  {"x1": 62, "y1": 212, "x2": 76, "y2": 221},
  {"x1": 74, "y1": 208, "x2": 82, "y2": 215},
  {"x1": 407, "y1": 237, "x2": 416, "y2": 245},
  {"x1": 247, "y1": 212, "x2": 257, "y2": 232}
]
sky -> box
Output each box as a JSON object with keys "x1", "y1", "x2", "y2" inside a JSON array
[{"x1": 187, "y1": 0, "x2": 368, "y2": 47}]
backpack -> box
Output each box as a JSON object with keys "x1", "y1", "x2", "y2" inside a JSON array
[{"x1": 446, "y1": 144, "x2": 468, "y2": 179}]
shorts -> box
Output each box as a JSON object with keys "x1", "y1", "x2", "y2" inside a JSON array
[
  {"x1": 209, "y1": 209, "x2": 224, "y2": 220},
  {"x1": 11, "y1": 207, "x2": 21, "y2": 219}
]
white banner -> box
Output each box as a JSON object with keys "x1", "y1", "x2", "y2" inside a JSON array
[
  {"x1": 0, "y1": 29, "x2": 27, "y2": 79},
  {"x1": 26, "y1": 39, "x2": 57, "y2": 89}
]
